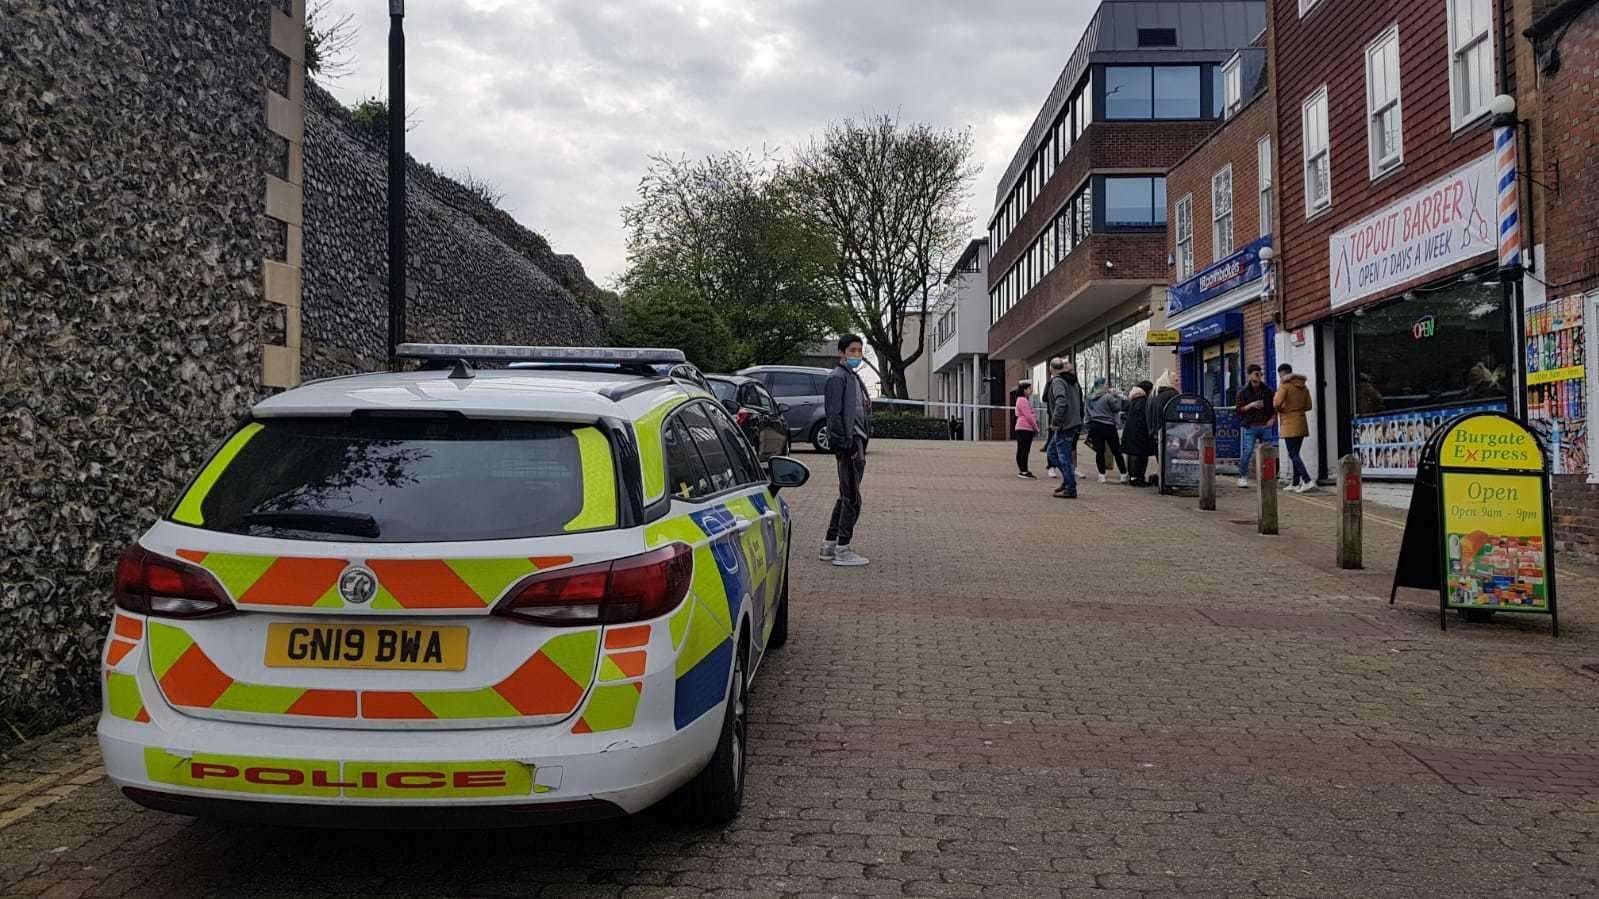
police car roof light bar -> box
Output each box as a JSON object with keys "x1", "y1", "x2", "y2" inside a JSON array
[{"x1": 396, "y1": 343, "x2": 687, "y2": 366}]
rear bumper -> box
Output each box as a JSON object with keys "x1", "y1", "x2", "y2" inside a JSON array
[{"x1": 97, "y1": 695, "x2": 724, "y2": 824}]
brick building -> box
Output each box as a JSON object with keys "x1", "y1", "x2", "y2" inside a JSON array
[
  {"x1": 1269, "y1": 0, "x2": 1535, "y2": 492},
  {"x1": 985, "y1": 0, "x2": 1267, "y2": 395},
  {"x1": 1522, "y1": 0, "x2": 1598, "y2": 559},
  {"x1": 1162, "y1": 44, "x2": 1278, "y2": 473}
]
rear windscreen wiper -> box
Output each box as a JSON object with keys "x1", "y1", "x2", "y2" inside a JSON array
[{"x1": 241, "y1": 510, "x2": 380, "y2": 538}]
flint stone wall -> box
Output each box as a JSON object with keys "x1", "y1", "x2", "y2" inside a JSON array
[
  {"x1": 0, "y1": 0, "x2": 283, "y2": 738},
  {"x1": 300, "y1": 83, "x2": 606, "y2": 375}
]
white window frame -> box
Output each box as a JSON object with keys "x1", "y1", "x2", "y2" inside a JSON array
[
  {"x1": 1301, "y1": 86, "x2": 1332, "y2": 217},
  {"x1": 1223, "y1": 56, "x2": 1243, "y2": 117},
  {"x1": 1365, "y1": 25, "x2": 1404, "y2": 178},
  {"x1": 1212, "y1": 165, "x2": 1235, "y2": 262},
  {"x1": 1257, "y1": 136, "x2": 1273, "y2": 237},
  {"x1": 1175, "y1": 194, "x2": 1194, "y2": 280},
  {"x1": 1448, "y1": 0, "x2": 1496, "y2": 131},
  {"x1": 1299, "y1": 0, "x2": 1326, "y2": 15}
]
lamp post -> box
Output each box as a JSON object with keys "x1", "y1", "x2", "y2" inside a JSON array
[
  {"x1": 1490, "y1": 93, "x2": 1525, "y2": 422},
  {"x1": 387, "y1": 0, "x2": 406, "y2": 369}
]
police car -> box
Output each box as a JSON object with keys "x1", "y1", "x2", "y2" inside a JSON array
[{"x1": 97, "y1": 345, "x2": 808, "y2": 827}]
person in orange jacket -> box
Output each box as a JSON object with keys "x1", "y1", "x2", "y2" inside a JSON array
[{"x1": 1274, "y1": 363, "x2": 1314, "y2": 492}]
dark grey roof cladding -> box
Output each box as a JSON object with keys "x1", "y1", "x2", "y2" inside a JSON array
[{"x1": 994, "y1": 0, "x2": 1267, "y2": 208}]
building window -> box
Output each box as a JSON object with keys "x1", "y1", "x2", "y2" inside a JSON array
[
  {"x1": 1299, "y1": 0, "x2": 1326, "y2": 14},
  {"x1": 1175, "y1": 195, "x2": 1194, "y2": 280},
  {"x1": 1105, "y1": 66, "x2": 1203, "y2": 120},
  {"x1": 1301, "y1": 87, "x2": 1331, "y2": 216},
  {"x1": 1137, "y1": 27, "x2": 1178, "y2": 48},
  {"x1": 1350, "y1": 280, "x2": 1510, "y2": 417},
  {"x1": 1223, "y1": 57, "x2": 1243, "y2": 117},
  {"x1": 1257, "y1": 137, "x2": 1273, "y2": 237},
  {"x1": 1365, "y1": 25, "x2": 1403, "y2": 176},
  {"x1": 1108, "y1": 315, "x2": 1151, "y2": 390},
  {"x1": 1212, "y1": 166, "x2": 1234, "y2": 262},
  {"x1": 1073, "y1": 87, "x2": 1090, "y2": 141},
  {"x1": 1448, "y1": 0, "x2": 1494, "y2": 129},
  {"x1": 1104, "y1": 176, "x2": 1166, "y2": 228},
  {"x1": 1075, "y1": 185, "x2": 1094, "y2": 244}
]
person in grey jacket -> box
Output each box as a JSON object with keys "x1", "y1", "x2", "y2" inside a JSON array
[
  {"x1": 1085, "y1": 377, "x2": 1128, "y2": 483},
  {"x1": 1044, "y1": 358, "x2": 1084, "y2": 499},
  {"x1": 820, "y1": 334, "x2": 871, "y2": 567}
]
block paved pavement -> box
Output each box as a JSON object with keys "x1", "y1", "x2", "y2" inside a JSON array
[{"x1": 5, "y1": 439, "x2": 1599, "y2": 898}]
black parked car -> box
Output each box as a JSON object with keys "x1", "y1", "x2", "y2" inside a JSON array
[{"x1": 705, "y1": 375, "x2": 791, "y2": 461}]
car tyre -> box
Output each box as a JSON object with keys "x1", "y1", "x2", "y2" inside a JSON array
[
  {"x1": 769, "y1": 557, "x2": 790, "y2": 649},
  {"x1": 675, "y1": 637, "x2": 747, "y2": 826},
  {"x1": 810, "y1": 421, "x2": 830, "y2": 454}
]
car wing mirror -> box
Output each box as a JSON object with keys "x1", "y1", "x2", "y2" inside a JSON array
[
  {"x1": 721, "y1": 398, "x2": 741, "y2": 416},
  {"x1": 765, "y1": 456, "x2": 809, "y2": 493}
]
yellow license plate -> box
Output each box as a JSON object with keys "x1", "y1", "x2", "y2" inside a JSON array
[{"x1": 264, "y1": 623, "x2": 468, "y2": 671}]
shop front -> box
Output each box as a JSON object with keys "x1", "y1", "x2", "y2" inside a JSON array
[
  {"x1": 1168, "y1": 236, "x2": 1274, "y2": 474},
  {"x1": 1337, "y1": 271, "x2": 1513, "y2": 479}
]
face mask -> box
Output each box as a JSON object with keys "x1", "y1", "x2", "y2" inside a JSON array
[{"x1": 845, "y1": 358, "x2": 863, "y2": 369}]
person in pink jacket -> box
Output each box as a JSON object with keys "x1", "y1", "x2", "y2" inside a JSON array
[{"x1": 1013, "y1": 380, "x2": 1039, "y2": 479}]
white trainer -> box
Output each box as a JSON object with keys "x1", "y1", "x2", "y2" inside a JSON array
[
  {"x1": 832, "y1": 546, "x2": 870, "y2": 567},
  {"x1": 819, "y1": 542, "x2": 836, "y2": 561},
  {"x1": 1047, "y1": 468, "x2": 1060, "y2": 478},
  {"x1": 1097, "y1": 473, "x2": 1107, "y2": 483},
  {"x1": 1237, "y1": 477, "x2": 1249, "y2": 488}
]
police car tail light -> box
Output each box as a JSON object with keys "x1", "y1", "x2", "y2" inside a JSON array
[
  {"x1": 495, "y1": 544, "x2": 693, "y2": 626},
  {"x1": 113, "y1": 545, "x2": 235, "y2": 619}
]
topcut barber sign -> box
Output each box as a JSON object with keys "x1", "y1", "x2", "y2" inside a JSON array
[{"x1": 1328, "y1": 153, "x2": 1497, "y2": 310}]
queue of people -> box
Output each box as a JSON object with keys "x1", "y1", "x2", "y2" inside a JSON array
[{"x1": 1007, "y1": 361, "x2": 1317, "y2": 495}]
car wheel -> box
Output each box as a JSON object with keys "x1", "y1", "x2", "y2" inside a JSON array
[
  {"x1": 810, "y1": 422, "x2": 830, "y2": 454},
  {"x1": 675, "y1": 636, "x2": 747, "y2": 826},
  {"x1": 769, "y1": 556, "x2": 789, "y2": 649}
]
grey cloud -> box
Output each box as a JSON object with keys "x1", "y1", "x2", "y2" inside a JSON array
[{"x1": 317, "y1": 0, "x2": 1098, "y2": 285}]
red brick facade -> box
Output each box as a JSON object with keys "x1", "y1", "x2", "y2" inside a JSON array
[
  {"x1": 1166, "y1": 96, "x2": 1273, "y2": 273},
  {"x1": 1270, "y1": 0, "x2": 1516, "y2": 328}
]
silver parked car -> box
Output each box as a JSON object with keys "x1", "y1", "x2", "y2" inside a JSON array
[{"x1": 736, "y1": 365, "x2": 834, "y2": 453}]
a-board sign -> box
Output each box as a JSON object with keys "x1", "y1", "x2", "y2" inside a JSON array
[
  {"x1": 1159, "y1": 393, "x2": 1215, "y2": 496},
  {"x1": 1390, "y1": 412, "x2": 1558, "y2": 635},
  {"x1": 1146, "y1": 330, "x2": 1182, "y2": 347}
]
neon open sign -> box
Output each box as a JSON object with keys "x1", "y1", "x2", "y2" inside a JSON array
[{"x1": 1412, "y1": 314, "x2": 1437, "y2": 341}]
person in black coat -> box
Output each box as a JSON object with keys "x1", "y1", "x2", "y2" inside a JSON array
[{"x1": 1122, "y1": 380, "x2": 1156, "y2": 486}]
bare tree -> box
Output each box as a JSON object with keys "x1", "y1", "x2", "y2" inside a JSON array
[
  {"x1": 305, "y1": 0, "x2": 358, "y2": 79},
  {"x1": 789, "y1": 116, "x2": 976, "y2": 399}
]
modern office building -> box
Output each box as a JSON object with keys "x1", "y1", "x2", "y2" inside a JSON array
[
  {"x1": 931, "y1": 238, "x2": 1002, "y2": 439},
  {"x1": 986, "y1": 0, "x2": 1268, "y2": 394}
]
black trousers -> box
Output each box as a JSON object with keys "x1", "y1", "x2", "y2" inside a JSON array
[
  {"x1": 1015, "y1": 431, "x2": 1035, "y2": 472},
  {"x1": 1127, "y1": 454, "x2": 1149, "y2": 483},
  {"x1": 1087, "y1": 422, "x2": 1125, "y2": 475},
  {"x1": 825, "y1": 442, "x2": 867, "y2": 546}
]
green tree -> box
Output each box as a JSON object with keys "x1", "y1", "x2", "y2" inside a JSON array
[
  {"x1": 613, "y1": 279, "x2": 738, "y2": 374},
  {"x1": 620, "y1": 152, "x2": 843, "y2": 369},
  {"x1": 789, "y1": 117, "x2": 976, "y2": 399}
]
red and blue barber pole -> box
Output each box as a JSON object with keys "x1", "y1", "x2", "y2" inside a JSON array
[{"x1": 1496, "y1": 124, "x2": 1521, "y2": 272}]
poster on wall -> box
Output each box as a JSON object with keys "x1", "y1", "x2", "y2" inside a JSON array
[
  {"x1": 1524, "y1": 294, "x2": 1587, "y2": 475},
  {"x1": 1353, "y1": 401, "x2": 1509, "y2": 478}
]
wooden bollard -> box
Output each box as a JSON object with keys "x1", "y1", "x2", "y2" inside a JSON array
[
  {"x1": 1256, "y1": 445, "x2": 1279, "y2": 535},
  {"x1": 1337, "y1": 453, "x2": 1363, "y2": 569},
  {"x1": 1198, "y1": 434, "x2": 1216, "y2": 511}
]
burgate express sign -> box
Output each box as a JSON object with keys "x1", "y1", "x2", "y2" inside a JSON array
[{"x1": 1328, "y1": 153, "x2": 1497, "y2": 309}]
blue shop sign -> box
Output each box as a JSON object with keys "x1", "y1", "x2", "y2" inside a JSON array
[
  {"x1": 1167, "y1": 235, "x2": 1272, "y2": 316},
  {"x1": 1178, "y1": 311, "x2": 1244, "y2": 346}
]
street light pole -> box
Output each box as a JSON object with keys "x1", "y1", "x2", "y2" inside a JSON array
[{"x1": 386, "y1": 0, "x2": 406, "y2": 370}]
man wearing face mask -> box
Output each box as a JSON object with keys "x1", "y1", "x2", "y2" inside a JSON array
[{"x1": 820, "y1": 334, "x2": 872, "y2": 567}]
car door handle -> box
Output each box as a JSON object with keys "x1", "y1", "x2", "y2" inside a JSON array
[{"x1": 731, "y1": 518, "x2": 755, "y2": 533}]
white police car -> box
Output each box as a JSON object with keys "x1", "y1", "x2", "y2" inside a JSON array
[{"x1": 97, "y1": 345, "x2": 808, "y2": 827}]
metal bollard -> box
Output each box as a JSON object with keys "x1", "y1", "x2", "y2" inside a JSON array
[
  {"x1": 1198, "y1": 434, "x2": 1216, "y2": 510},
  {"x1": 1337, "y1": 453, "x2": 1363, "y2": 569},
  {"x1": 1256, "y1": 445, "x2": 1279, "y2": 535}
]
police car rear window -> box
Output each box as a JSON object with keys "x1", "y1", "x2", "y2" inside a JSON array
[{"x1": 178, "y1": 417, "x2": 606, "y2": 542}]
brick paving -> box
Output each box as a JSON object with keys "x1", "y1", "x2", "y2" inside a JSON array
[{"x1": 5, "y1": 439, "x2": 1599, "y2": 897}]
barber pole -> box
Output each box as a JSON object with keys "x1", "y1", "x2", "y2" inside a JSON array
[{"x1": 1495, "y1": 125, "x2": 1521, "y2": 271}]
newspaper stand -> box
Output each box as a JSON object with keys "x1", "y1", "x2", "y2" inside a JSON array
[
  {"x1": 1389, "y1": 411, "x2": 1558, "y2": 636},
  {"x1": 1159, "y1": 394, "x2": 1216, "y2": 497}
]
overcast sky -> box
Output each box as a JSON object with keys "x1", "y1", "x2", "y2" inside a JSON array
[{"x1": 314, "y1": 0, "x2": 1095, "y2": 288}]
